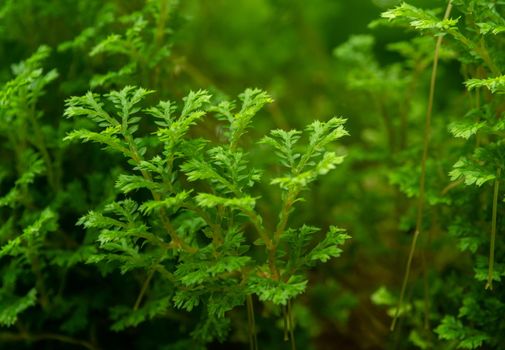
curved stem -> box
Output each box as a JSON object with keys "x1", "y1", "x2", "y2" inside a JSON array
[
  {"x1": 391, "y1": 0, "x2": 453, "y2": 331},
  {"x1": 0, "y1": 331, "x2": 99, "y2": 350}
]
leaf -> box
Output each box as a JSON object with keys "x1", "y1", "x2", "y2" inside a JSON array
[
  {"x1": 260, "y1": 129, "x2": 302, "y2": 169},
  {"x1": 449, "y1": 120, "x2": 486, "y2": 139},
  {"x1": 115, "y1": 174, "x2": 161, "y2": 194},
  {"x1": 64, "y1": 91, "x2": 117, "y2": 127},
  {"x1": 381, "y1": 3, "x2": 458, "y2": 31},
  {"x1": 181, "y1": 158, "x2": 238, "y2": 194},
  {"x1": 250, "y1": 275, "x2": 307, "y2": 305},
  {"x1": 106, "y1": 86, "x2": 154, "y2": 127},
  {"x1": 155, "y1": 92, "x2": 210, "y2": 150},
  {"x1": 63, "y1": 129, "x2": 129, "y2": 155},
  {"x1": 450, "y1": 158, "x2": 496, "y2": 186},
  {"x1": 139, "y1": 191, "x2": 191, "y2": 215},
  {"x1": 0, "y1": 289, "x2": 37, "y2": 326},
  {"x1": 308, "y1": 226, "x2": 350, "y2": 263},
  {"x1": 466, "y1": 75, "x2": 505, "y2": 94},
  {"x1": 195, "y1": 193, "x2": 257, "y2": 211},
  {"x1": 0, "y1": 208, "x2": 58, "y2": 258},
  {"x1": 371, "y1": 286, "x2": 396, "y2": 306},
  {"x1": 181, "y1": 90, "x2": 212, "y2": 119},
  {"x1": 435, "y1": 316, "x2": 490, "y2": 349},
  {"x1": 228, "y1": 89, "x2": 273, "y2": 145},
  {"x1": 110, "y1": 296, "x2": 172, "y2": 331}
]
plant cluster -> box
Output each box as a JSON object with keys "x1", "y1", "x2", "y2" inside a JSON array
[
  {"x1": 337, "y1": 0, "x2": 505, "y2": 348},
  {"x1": 2, "y1": 0, "x2": 505, "y2": 349}
]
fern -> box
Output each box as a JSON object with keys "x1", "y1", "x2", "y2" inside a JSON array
[{"x1": 64, "y1": 86, "x2": 349, "y2": 345}]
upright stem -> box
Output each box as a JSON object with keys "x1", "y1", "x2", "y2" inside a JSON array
[
  {"x1": 391, "y1": 0, "x2": 453, "y2": 331},
  {"x1": 288, "y1": 300, "x2": 296, "y2": 350},
  {"x1": 152, "y1": 0, "x2": 170, "y2": 89},
  {"x1": 268, "y1": 189, "x2": 298, "y2": 280},
  {"x1": 283, "y1": 305, "x2": 289, "y2": 341},
  {"x1": 125, "y1": 134, "x2": 194, "y2": 252},
  {"x1": 486, "y1": 168, "x2": 501, "y2": 290},
  {"x1": 246, "y1": 295, "x2": 258, "y2": 350}
]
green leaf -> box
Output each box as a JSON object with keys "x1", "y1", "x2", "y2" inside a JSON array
[
  {"x1": 435, "y1": 316, "x2": 490, "y2": 349},
  {"x1": 308, "y1": 226, "x2": 350, "y2": 263},
  {"x1": 381, "y1": 3, "x2": 458, "y2": 31},
  {"x1": 229, "y1": 89, "x2": 273, "y2": 146},
  {"x1": 449, "y1": 120, "x2": 486, "y2": 139},
  {"x1": 110, "y1": 296, "x2": 172, "y2": 331},
  {"x1": 115, "y1": 174, "x2": 161, "y2": 194},
  {"x1": 139, "y1": 191, "x2": 191, "y2": 215},
  {"x1": 466, "y1": 75, "x2": 505, "y2": 94},
  {"x1": 195, "y1": 193, "x2": 257, "y2": 211},
  {"x1": 260, "y1": 129, "x2": 302, "y2": 169},
  {"x1": 250, "y1": 275, "x2": 307, "y2": 305},
  {"x1": 0, "y1": 289, "x2": 37, "y2": 326},
  {"x1": 450, "y1": 158, "x2": 496, "y2": 186}
]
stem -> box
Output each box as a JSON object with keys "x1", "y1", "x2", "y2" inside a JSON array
[
  {"x1": 152, "y1": 0, "x2": 170, "y2": 89},
  {"x1": 0, "y1": 331, "x2": 98, "y2": 350},
  {"x1": 30, "y1": 118, "x2": 57, "y2": 191},
  {"x1": 288, "y1": 300, "x2": 296, "y2": 350},
  {"x1": 391, "y1": 0, "x2": 453, "y2": 332},
  {"x1": 246, "y1": 295, "x2": 258, "y2": 350},
  {"x1": 267, "y1": 189, "x2": 298, "y2": 280},
  {"x1": 26, "y1": 238, "x2": 50, "y2": 310},
  {"x1": 22, "y1": 89, "x2": 58, "y2": 191},
  {"x1": 448, "y1": 31, "x2": 501, "y2": 77},
  {"x1": 243, "y1": 208, "x2": 272, "y2": 249},
  {"x1": 421, "y1": 250, "x2": 430, "y2": 330},
  {"x1": 486, "y1": 168, "x2": 501, "y2": 290},
  {"x1": 125, "y1": 134, "x2": 195, "y2": 252},
  {"x1": 283, "y1": 305, "x2": 289, "y2": 341},
  {"x1": 185, "y1": 202, "x2": 224, "y2": 245},
  {"x1": 133, "y1": 269, "x2": 156, "y2": 310}
]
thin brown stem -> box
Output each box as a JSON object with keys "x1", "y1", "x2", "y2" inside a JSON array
[
  {"x1": 133, "y1": 269, "x2": 156, "y2": 310},
  {"x1": 124, "y1": 134, "x2": 195, "y2": 252},
  {"x1": 391, "y1": 0, "x2": 453, "y2": 331},
  {"x1": 246, "y1": 294, "x2": 258, "y2": 350},
  {"x1": 421, "y1": 249, "x2": 430, "y2": 330},
  {"x1": 288, "y1": 300, "x2": 296, "y2": 350},
  {"x1": 267, "y1": 189, "x2": 298, "y2": 280},
  {"x1": 0, "y1": 331, "x2": 98, "y2": 350},
  {"x1": 283, "y1": 305, "x2": 289, "y2": 341},
  {"x1": 486, "y1": 168, "x2": 501, "y2": 290}
]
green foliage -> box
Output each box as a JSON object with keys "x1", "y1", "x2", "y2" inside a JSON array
[
  {"x1": 367, "y1": 0, "x2": 505, "y2": 348},
  {"x1": 2, "y1": 0, "x2": 505, "y2": 349},
  {"x1": 63, "y1": 85, "x2": 349, "y2": 345}
]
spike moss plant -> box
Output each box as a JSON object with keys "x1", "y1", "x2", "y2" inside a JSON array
[{"x1": 62, "y1": 86, "x2": 350, "y2": 346}]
